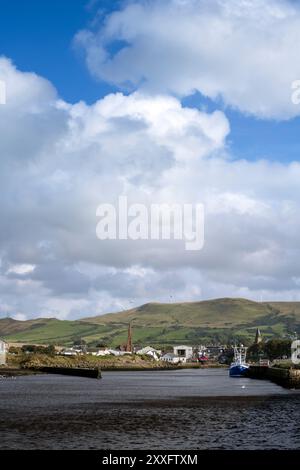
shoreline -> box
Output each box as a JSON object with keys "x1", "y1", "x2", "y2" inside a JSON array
[
  {"x1": 0, "y1": 362, "x2": 227, "y2": 377},
  {"x1": 99, "y1": 365, "x2": 227, "y2": 372},
  {"x1": 0, "y1": 368, "x2": 43, "y2": 377}
]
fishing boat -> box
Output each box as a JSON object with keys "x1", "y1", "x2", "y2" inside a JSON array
[{"x1": 229, "y1": 345, "x2": 249, "y2": 377}]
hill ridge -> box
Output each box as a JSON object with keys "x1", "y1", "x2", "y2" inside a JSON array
[{"x1": 1, "y1": 297, "x2": 300, "y2": 347}]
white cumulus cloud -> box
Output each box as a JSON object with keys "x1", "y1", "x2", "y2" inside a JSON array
[
  {"x1": 1, "y1": 57, "x2": 300, "y2": 320},
  {"x1": 76, "y1": 0, "x2": 300, "y2": 119}
]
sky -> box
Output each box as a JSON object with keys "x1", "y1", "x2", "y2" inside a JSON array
[{"x1": 1, "y1": 0, "x2": 300, "y2": 320}]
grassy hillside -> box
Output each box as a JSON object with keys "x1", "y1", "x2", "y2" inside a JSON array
[
  {"x1": 84, "y1": 298, "x2": 270, "y2": 327},
  {"x1": 0, "y1": 318, "x2": 112, "y2": 345},
  {"x1": 1, "y1": 298, "x2": 300, "y2": 347}
]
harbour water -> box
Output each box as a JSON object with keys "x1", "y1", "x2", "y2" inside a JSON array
[{"x1": 0, "y1": 368, "x2": 300, "y2": 449}]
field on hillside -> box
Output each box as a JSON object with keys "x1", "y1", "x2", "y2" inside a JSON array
[{"x1": 1, "y1": 298, "x2": 300, "y2": 347}]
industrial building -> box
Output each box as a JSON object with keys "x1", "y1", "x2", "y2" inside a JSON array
[{"x1": 173, "y1": 345, "x2": 193, "y2": 363}]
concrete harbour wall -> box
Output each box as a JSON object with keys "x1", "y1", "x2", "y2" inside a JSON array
[{"x1": 247, "y1": 366, "x2": 300, "y2": 389}]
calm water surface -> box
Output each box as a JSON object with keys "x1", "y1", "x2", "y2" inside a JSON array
[{"x1": 0, "y1": 368, "x2": 299, "y2": 450}]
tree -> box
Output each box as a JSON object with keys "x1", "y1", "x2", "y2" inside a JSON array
[
  {"x1": 21, "y1": 344, "x2": 37, "y2": 353},
  {"x1": 248, "y1": 342, "x2": 265, "y2": 361},
  {"x1": 96, "y1": 342, "x2": 108, "y2": 348},
  {"x1": 248, "y1": 339, "x2": 291, "y2": 361},
  {"x1": 45, "y1": 344, "x2": 56, "y2": 356},
  {"x1": 264, "y1": 339, "x2": 291, "y2": 360},
  {"x1": 73, "y1": 338, "x2": 87, "y2": 346}
]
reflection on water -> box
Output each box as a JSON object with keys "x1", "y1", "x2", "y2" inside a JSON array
[{"x1": 0, "y1": 369, "x2": 299, "y2": 449}]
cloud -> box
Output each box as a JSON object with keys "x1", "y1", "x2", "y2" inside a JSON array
[
  {"x1": 75, "y1": 0, "x2": 300, "y2": 119},
  {"x1": 12, "y1": 313, "x2": 27, "y2": 322},
  {"x1": 1, "y1": 57, "x2": 300, "y2": 320},
  {"x1": 7, "y1": 264, "x2": 36, "y2": 275}
]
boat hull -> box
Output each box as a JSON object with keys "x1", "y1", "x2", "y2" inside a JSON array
[{"x1": 229, "y1": 364, "x2": 249, "y2": 377}]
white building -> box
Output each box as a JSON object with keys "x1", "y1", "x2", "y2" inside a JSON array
[
  {"x1": 95, "y1": 348, "x2": 111, "y2": 356},
  {"x1": 0, "y1": 339, "x2": 8, "y2": 365},
  {"x1": 173, "y1": 345, "x2": 193, "y2": 363},
  {"x1": 108, "y1": 349, "x2": 132, "y2": 356},
  {"x1": 161, "y1": 353, "x2": 180, "y2": 364},
  {"x1": 136, "y1": 346, "x2": 162, "y2": 361},
  {"x1": 59, "y1": 348, "x2": 78, "y2": 356}
]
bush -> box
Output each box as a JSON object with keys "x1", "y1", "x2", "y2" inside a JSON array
[
  {"x1": 8, "y1": 346, "x2": 21, "y2": 355},
  {"x1": 21, "y1": 344, "x2": 56, "y2": 356}
]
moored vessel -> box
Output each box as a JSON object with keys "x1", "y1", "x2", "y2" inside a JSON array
[{"x1": 229, "y1": 345, "x2": 249, "y2": 377}]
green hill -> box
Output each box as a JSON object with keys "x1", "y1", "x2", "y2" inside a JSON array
[{"x1": 1, "y1": 298, "x2": 300, "y2": 347}]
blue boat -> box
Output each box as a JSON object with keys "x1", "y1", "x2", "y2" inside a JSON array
[{"x1": 229, "y1": 346, "x2": 249, "y2": 377}]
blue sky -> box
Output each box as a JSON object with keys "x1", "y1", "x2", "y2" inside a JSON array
[
  {"x1": 0, "y1": 0, "x2": 114, "y2": 103},
  {"x1": 182, "y1": 93, "x2": 300, "y2": 163},
  {"x1": 1, "y1": 0, "x2": 299, "y2": 163}
]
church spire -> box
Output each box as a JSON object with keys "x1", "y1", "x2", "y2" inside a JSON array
[{"x1": 255, "y1": 328, "x2": 262, "y2": 344}]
